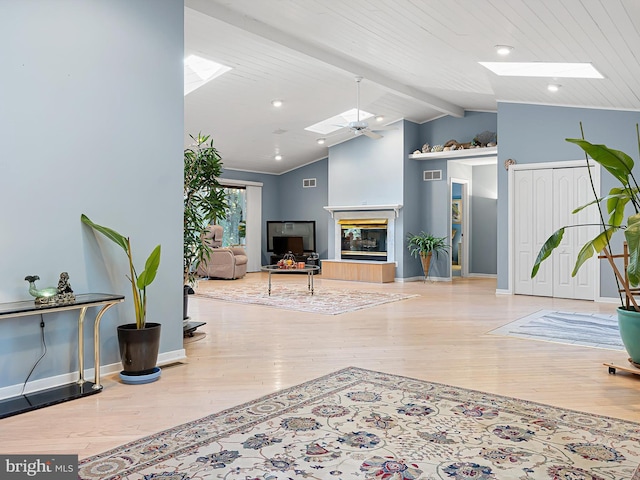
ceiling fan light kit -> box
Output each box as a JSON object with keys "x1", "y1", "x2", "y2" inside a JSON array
[{"x1": 336, "y1": 76, "x2": 394, "y2": 140}]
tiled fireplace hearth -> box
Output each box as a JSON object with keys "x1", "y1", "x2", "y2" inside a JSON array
[{"x1": 322, "y1": 205, "x2": 402, "y2": 282}]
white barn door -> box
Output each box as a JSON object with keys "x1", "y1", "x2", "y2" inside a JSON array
[{"x1": 513, "y1": 165, "x2": 597, "y2": 300}]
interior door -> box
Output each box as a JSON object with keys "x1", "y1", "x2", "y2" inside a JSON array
[
  {"x1": 514, "y1": 169, "x2": 553, "y2": 296},
  {"x1": 513, "y1": 165, "x2": 596, "y2": 299},
  {"x1": 552, "y1": 167, "x2": 596, "y2": 300}
]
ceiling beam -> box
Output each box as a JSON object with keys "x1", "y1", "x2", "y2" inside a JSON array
[{"x1": 185, "y1": 0, "x2": 465, "y2": 118}]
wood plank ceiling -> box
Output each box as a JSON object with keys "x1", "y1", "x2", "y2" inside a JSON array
[{"x1": 184, "y1": 0, "x2": 640, "y2": 174}]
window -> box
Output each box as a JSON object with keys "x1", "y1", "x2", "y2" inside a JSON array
[{"x1": 218, "y1": 187, "x2": 247, "y2": 246}]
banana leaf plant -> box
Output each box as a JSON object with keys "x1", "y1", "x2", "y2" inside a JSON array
[
  {"x1": 81, "y1": 214, "x2": 161, "y2": 329},
  {"x1": 531, "y1": 124, "x2": 640, "y2": 310}
]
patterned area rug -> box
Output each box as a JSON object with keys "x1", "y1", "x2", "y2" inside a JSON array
[
  {"x1": 195, "y1": 285, "x2": 418, "y2": 315},
  {"x1": 488, "y1": 310, "x2": 625, "y2": 351},
  {"x1": 79, "y1": 367, "x2": 640, "y2": 480}
]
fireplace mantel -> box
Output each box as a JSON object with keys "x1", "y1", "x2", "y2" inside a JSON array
[
  {"x1": 326, "y1": 205, "x2": 400, "y2": 265},
  {"x1": 323, "y1": 204, "x2": 403, "y2": 218}
]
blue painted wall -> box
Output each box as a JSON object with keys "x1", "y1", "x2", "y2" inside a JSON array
[
  {"x1": 279, "y1": 159, "x2": 330, "y2": 260},
  {"x1": 403, "y1": 120, "x2": 423, "y2": 278},
  {"x1": 0, "y1": 1, "x2": 184, "y2": 390},
  {"x1": 471, "y1": 165, "x2": 497, "y2": 274},
  {"x1": 496, "y1": 102, "x2": 640, "y2": 295},
  {"x1": 417, "y1": 111, "x2": 498, "y2": 151}
]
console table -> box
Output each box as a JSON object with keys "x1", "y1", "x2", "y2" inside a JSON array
[{"x1": 0, "y1": 293, "x2": 124, "y2": 419}]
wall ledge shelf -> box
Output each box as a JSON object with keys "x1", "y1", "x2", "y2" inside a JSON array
[{"x1": 409, "y1": 146, "x2": 497, "y2": 160}]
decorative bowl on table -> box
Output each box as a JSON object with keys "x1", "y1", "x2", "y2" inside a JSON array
[{"x1": 277, "y1": 252, "x2": 298, "y2": 269}]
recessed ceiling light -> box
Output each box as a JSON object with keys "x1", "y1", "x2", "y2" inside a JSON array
[
  {"x1": 271, "y1": 99, "x2": 283, "y2": 107},
  {"x1": 479, "y1": 62, "x2": 603, "y2": 78},
  {"x1": 375, "y1": 115, "x2": 384, "y2": 122},
  {"x1": 184, "y1": 54, "x2": 232, "y2": 96},
  {"x1": 316, "y1": 138, "x2": 326, "y2": 145},
  {"x1": 547, "y1": 83, "x2": 562, "y2": 92},
  {"x1": 274, "y1": 154, "x2": 283, "y2": 161},
  {"x1": 495, "y1": 45, "x2": 514, "y2": 56}
]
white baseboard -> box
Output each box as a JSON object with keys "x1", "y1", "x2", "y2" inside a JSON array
[
  {"x1": 398, "y1": 276, "x2": 452, "y2": 283},
  {"x1": 468, "y1": 273, "x2": 497, "y2": 278},
  {"x1": 0, "y1": 348, "x2": 187, "y2": 400},
  {"x1": 395, "y1": 276, "x2": 422, "y2": 282},
  {"x1": 594, "y1": 295, "x2": 622, "y2": 305},
  {"x1": 495, "y1": 288, "x2": 512, "y2": 295}
]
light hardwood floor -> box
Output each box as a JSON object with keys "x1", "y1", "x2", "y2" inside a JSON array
[{"x1": 1, "y1": 274, "x2": 639, "y2": 459}]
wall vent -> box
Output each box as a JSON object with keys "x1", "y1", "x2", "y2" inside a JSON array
[
  {"x1": 303, "y1": 178, "x2": 317, "y2": 188},
  {"x1": 423, "y1": 170, "x2": 442, "y2": 181}
]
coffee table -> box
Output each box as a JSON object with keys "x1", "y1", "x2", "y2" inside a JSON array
[{"x1": 261, "y1": 264, "x2": 321, "y2": 295}]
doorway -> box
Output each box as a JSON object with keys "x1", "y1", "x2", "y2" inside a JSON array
[{"x1": 451, "y1": 178, "x2": 469, "y2": 278}]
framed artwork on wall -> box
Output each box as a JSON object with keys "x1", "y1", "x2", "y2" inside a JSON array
[{"x1": 452, "y1": 198, "x2": 462, "y2": 224}]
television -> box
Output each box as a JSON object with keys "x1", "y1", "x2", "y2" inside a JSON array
[{"x1": 267, "y1": 221, "x2": 316, "y2": 255}]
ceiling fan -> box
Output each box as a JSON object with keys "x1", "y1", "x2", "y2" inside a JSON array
[{"x1": 337, "y1": 76, "x2": 394, "y2": 139}]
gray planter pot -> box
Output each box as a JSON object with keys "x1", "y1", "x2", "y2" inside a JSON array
[{"x1": 117, "y1": 322, "x2": 161, "y2": 374}]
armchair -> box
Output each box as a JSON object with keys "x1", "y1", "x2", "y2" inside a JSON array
[{"x1": 196, "y1": 225, "x2": 248, "y2": 279}]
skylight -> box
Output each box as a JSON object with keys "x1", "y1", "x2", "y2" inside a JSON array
[
  {"x1": 184, "y1": 55, "x2": 232, "y2": 96},
  {"x1": 478, "y1": 62, "x2": 603, "y2": 78},
  {"x1": 305, "y1": 108, "x2": 374, "y2": 135}
]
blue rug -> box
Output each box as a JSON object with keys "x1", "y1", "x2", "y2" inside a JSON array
[{"x1": 489, "y1": 310, "x2": 625, "y2": 350}]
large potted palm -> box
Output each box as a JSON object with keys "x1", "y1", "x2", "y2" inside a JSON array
[
  {"x1": 407, "y1": 232, "x2": 450, "y2": 279},
  {"x1": 532, "y1": 123, "x2": 640, "y2": 366},
  {"x1": 81, "y1": 214, "x2": 162, "y2": 380},
  {"x1": 183, "y1": 133, "x2": 228, "y2": 319}
]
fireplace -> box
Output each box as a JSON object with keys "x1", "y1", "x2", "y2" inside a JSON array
[
  {"x1": 339, "y1": 219, "x2": 387, "y2": 261},
  {"x1": 324, "y1": 205, "x2": 402, "y2": 264}
]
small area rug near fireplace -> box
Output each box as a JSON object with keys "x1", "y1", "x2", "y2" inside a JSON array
[
  {"x1": 195, "y1": 284, "x2": 418, "y2": 315},
  {"x1": 79, "y1": 367, "x2": 640, "y2": 480}
]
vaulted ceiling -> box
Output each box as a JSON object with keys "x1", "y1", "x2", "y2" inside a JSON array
[{"x1": 184, "y1": 0, "x2": 640, "y2": 174}]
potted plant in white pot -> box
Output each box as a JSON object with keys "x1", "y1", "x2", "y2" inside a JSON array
[
  {"x1": 532, "y1": 123, "x2": 640, "y2": 366},
  {"x1": 407, "y1": 232, "x2": 450, "y2": 280},
  {"x1": 81, "y1": 214, "x2": 162, "y2": 379},
  {"x1": 183, "y1": 133, "x2": 228, "y2": 319}
]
